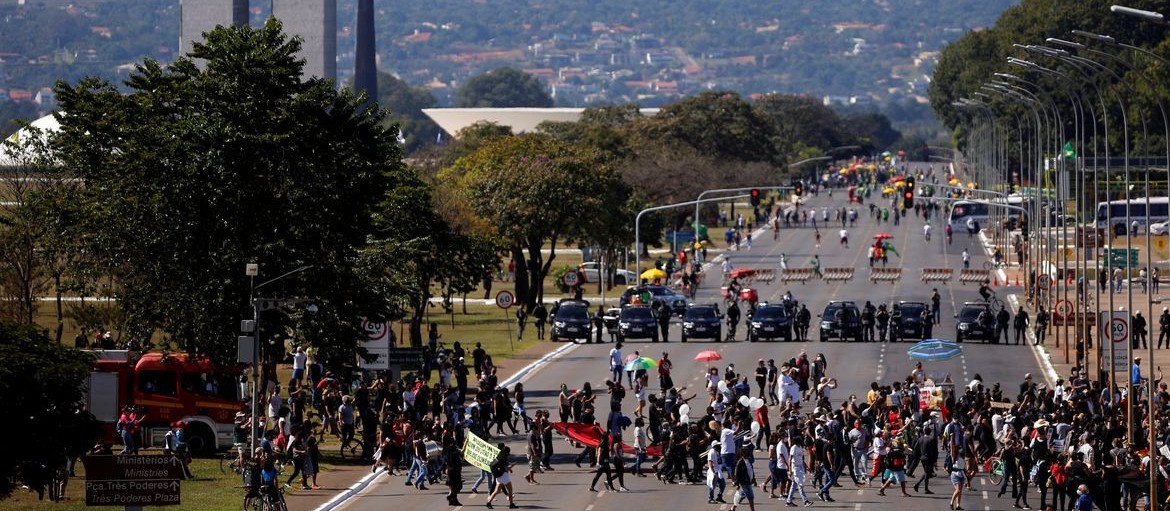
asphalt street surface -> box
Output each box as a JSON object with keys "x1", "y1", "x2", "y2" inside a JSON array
[{"x1": 332, "y1": 167, "x2": 1047, "y2": 511}]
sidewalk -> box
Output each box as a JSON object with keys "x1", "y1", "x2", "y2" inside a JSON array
[
  {"x1": 978, "y1": 231, "x2": 1170, "y2": 389},
  {"x1": 284, "y1": 338, "x2": 569, "y2": 511}
]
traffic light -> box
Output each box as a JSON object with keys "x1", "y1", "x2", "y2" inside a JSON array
[
  {"x1": 903, "y1": 177, "x2": 916, "y2": 209},
  {"x1": 750, "y1": 188, "x2": 761, "y2": 206},
  {"x1": 793, "y1": 181, "x2": 804, "y2": 197}
]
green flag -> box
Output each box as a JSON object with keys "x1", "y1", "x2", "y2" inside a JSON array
[{"x1": 1063, "y1": 141, "x2": 1076, "y2": 159}]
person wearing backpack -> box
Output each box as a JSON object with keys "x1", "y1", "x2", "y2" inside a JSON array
[
  {"x1": 485, "y1": 444, "x2": 517, "y2": 509},
  {"x1": 1050, "y1": 453, "x2": 1069, "y2": 511},
  {"x1": 877, "y1": 440, "x2": 910, "y2": 497}
]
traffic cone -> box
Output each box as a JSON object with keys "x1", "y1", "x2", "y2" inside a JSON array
[
  {"x1": 1067, "y1": 274, "x2": 1073, "y2": 286},
  {"x1": 1015, "y1": 275, "x2": 1021, "y2": 287},
  {"x1": 992, "y1": 276, "x2": 998, "y2": 287}
]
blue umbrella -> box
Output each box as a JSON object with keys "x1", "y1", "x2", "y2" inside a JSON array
[{"x1": 907, "y1": 339, "x2": 962, "y2": 362}]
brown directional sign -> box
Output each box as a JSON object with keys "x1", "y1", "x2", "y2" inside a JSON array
[{"x1": 85, "y1": 455, "x2": 181, "y2": 507}]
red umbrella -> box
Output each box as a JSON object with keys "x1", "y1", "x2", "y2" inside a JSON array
[
  {"x1": 694, "y1": 350, "x2": 722, "y2": 362},
  {"x1": 874, "y1": 232, "x2": 894, "y2": 240},
  {"x1": 889, "y1": 175, "x2": 906, "y2": 182}
]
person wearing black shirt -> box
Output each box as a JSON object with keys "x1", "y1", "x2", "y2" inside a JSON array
[
  {"x1": 533, "y1": 303, "x2": 548, "y2": 340},
  {"x1": 996, "y1": 306, "x2": 1011, "y2": 344},
  {"x1": 445, "y1": 436, "x2": 463, "y2": 506},
  {"x1": 589, "y1": 432, "x2": 616, "y2": 491},
  {"x1": 726, "y1": 301, "x2": 741, "y2": 341},
  {"x1": 912, "y1": 424, "x2": 938, "y2": 494},
  {"x1": 755, "y1": 360, "x2": 768, "y2": 399}
]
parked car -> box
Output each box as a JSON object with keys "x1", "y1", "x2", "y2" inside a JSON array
[
  {"x1": 748, "y1": 302, "x2": 793, "y2": 342},
  {"x1": 1150, "y1": 221, "x2": 1169, "y2": 236},
  {"x1": 550, "y1": 299, "x2": 592, "y2": 342},
  {"x1": 579, "y1": 262, "x2": 637, "y2": 285},
  {"x1": 616, "y1": 305, "x2": 658, "y2": 342},
  {"x1": 681, "y1": 303, "x2": 722, "y2": 342},
  {"x1": 892, "y1": 301, "x2": 931, "y2": 341},
  {"x1": 619, "y1": 285, "x2": 688, "y2": 316},
  {"x1": 955, "y1": 302, "x2": 995, "y2": 343},
  {"x1": 818, "y1": 301, "x2": 862, "y2": 342}
]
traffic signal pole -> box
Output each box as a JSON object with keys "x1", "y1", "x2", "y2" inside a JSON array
[{"x1": 693, "y1": 186, "x2": 795, "y2": 241}]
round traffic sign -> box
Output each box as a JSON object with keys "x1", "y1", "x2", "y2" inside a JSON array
[
  {"x1": 495, "y1": 290, "x2": 515, "y2": 309},
  {"x1": 1054, "y1": 300, "x2": 1072, "y2": 320},
  {"x1": 1110, "y1": 317, "x2": 1129, "y2": 343},
  {"x1": 361, "y1": 319, "x2": 389, "y2": 341},
  {"x1": 562, "y1": 271, "x2": 580, "y2": 287},
  {"x1": 1037, "y1": 274, "x2": 1051, "y2": 288}
]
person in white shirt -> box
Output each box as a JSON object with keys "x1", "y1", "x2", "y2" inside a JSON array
[
  {"x1": 786, "y1": 436, "x2": 812, "y2": 506},
  {"x1": 609, "y1": 343, "x2": 623, "y2": 383},
  {"x1": 707, "y1": 440, "x2": 726, "y2": 504},
  {"x1": 781, "y1": 368, "x2": 801, "y2": 408},
  {"x1": 633, "y1": 417, "x2": 649, "y2": 475},
  {"x1": 292, "y1": 346, "x2": 308, "y2": 384}
]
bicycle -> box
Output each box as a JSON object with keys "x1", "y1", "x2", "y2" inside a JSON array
[
  {"x1": 222, "y1": 450, "x2": 248, "y2": 475},
  {"x1": 257, "y1": 484, "x2": 287, "y2": 511},
  {"x1": 339, "y1": 437, "x2": 366, "y2": 462},
  {"x1": 983, "y1": 455, "x2": 1005, "y2": 485}
]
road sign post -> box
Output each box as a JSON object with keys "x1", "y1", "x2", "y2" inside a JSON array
[
  {"x1": 85, "y1": 455, "x2": 182, "y2": 508},
  {"x1": 496, "y1": 290, "x2": 515, "y2": 352},
  {"x1": 1100, "y1": 311, "x2": 1130, "y2": 383}
]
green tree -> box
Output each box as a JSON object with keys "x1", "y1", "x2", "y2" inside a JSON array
[
  {"x1": 456, "y1": 67, "x2": 554, "y2": 108},
  {"x1": 364, "y1": 164, "x2": 499, "y2": 347},
  {"x1": 367, "y1": 71, "x2": 441, "y2": 154},
  {"x1": 45, "y1": 19, "x2": 404, "y2": 367},
  {"x1": 449, "y1": 134, "x2": 619, "y2": 310},
  {"x1": 630, "y1": 91, "x2": 782, "y2": 166},
  {"x1": 0, "y1": 321, "x2": 97, "y2": 499},
  {"x1": 753, "y1": 93, "x2": 851, "y2": 155}
]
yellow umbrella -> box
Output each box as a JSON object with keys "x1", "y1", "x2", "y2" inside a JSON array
[
  {"x1": 967, "y1": 182, "x2": 977, "y2": 189},
  {"x1": 640, "y1": 268, "x2": 667, "y2": 281},
  {"x1": 894, "y1": 181, "x2": 905, "y2": 189},
  {"x1": 948, "y1": 178, "x2": 960, "y2": 186},
  {"x1": 883, "y1": 187, "x2": 895, "y2": 194}
]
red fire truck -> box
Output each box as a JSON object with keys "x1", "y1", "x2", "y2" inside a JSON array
[{"x1": 86, "y1": 350, "x2": 246, "y2": 455}]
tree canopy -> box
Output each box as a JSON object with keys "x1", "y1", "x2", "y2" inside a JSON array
[
  {"x1": 0, "y1": 321, "x2": 97, "y2": 499},
  {"x1": 44, "y1": 19, "x2": 405, "y2": 366},
  {"x1": 456, "y1": 67, "x2": 555, "y2": 108}
]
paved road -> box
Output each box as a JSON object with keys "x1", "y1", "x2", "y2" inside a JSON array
[{"x1": 330, "y1": 166, "x2": 1048, "y2": 511}]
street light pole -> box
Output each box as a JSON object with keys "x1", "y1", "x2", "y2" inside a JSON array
[{"x1": 242, "y1": 264, "x2": 315, "y2": 452}]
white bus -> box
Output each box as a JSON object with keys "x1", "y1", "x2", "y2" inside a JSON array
[
  {"x1": 1095, "y1": 197, "x2": 1170, "y2": 235},
  {"x1": 946, "y1": 195, "x2": 1033, "y2": 232}
]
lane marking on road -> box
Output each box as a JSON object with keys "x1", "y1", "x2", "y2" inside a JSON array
[
  {"x1": 855, "y1": 504, "x2": 863, "y2": 511},
  {"x1": 982, "y1": 490, "x2": 989, "y2": 500},
  {"x1": 586, "y1": 505, "x2": 595, "y2": 510}
]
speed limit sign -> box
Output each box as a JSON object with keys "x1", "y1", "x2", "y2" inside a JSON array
[
  {"x1": 494, "y1": 290, "x2": 515, "y2": 309},
  {"x1": 1110, "y1": 317, "x2": 1129, "y2": 343},
  {"x1": 562, "y1": 271, "x2": 580, "y2": 287},
  {"x1": 1054, "y1": 300, "x2": 1072, "y2": 320}
]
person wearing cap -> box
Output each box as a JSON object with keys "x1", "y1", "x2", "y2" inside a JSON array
[
  {"x1": 707, "y1": 438, "x2": 727, "y2": 503},
  {"x1": 1160, "y1": 307, "x2": 1170, "y2": 349}
]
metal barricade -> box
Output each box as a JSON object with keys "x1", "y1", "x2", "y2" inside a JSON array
[
  {"x1": 958, "y1": 269, "x2": 991, "y2": 284},
  {"x1": 870, "y1": 267, "x2": 902, "y2": 283},
  {"x1": 920, "y1": 268, "x2": 953, "y2": 283}
]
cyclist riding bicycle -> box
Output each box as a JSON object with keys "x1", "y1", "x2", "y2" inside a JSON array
[
  {"x1": 255, "y1": 448, "x2": 285, "y2": 509},
  {"x1": 979, "y1": 280, "x2": 993, "y2": 302}
]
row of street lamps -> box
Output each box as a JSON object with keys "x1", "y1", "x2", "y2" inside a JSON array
[{"x1": 951, "y1": 4, "x2": 1167, "y2": 495}]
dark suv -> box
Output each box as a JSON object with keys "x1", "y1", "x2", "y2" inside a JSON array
[
  {"x1": 818, "y1": 301, "x2": 862, "y2": 342},
  {"x1": 681, "y1": 303, "x2": 721, "y2": 342},
  {"x1": 748, "y1": 303, "x2": 793, "y2": 342},
  {"x1": 550, "y1": 299, "x2": 592, "y2": 342},
  {"x1": 619, "y1": 286, "x2": 688, "y2": 316},
  {"x1": 893, "y1": 301, "x2": 931, "y2": 341},
  {"x1": 955, "y1": 302, "x2": 995, "y2": 343},
  {"x1": 617, "y1": 305, "x2": 659, "y2": 343}
]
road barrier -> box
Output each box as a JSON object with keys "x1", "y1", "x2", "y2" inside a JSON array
[
  {"x1": 958, "y1": 269, "x2": 991, "y2": 284},
  {"x1": 753, "y1": 269, "x2": 775, "y2": 284},
  {"x1": 921, "y1": 268, "x2": 953, "y2": 283},
  {"x1": 822, "y1": 267, "x2": 854, "y2": 282},
  {"x1": 870, "y1": 267, "x2": 902, "y2": 282},
  {"x1": 780, "y1": 268, "x2": 814, "y2": 284}
]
